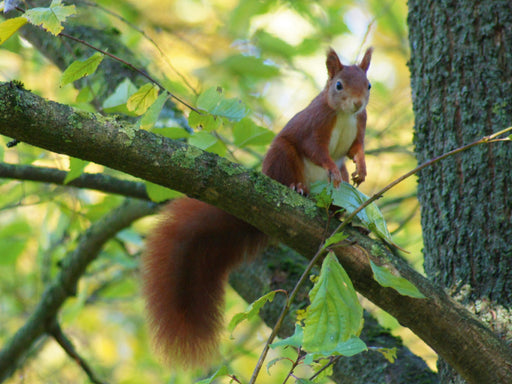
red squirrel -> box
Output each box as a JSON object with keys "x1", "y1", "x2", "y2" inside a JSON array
[{"x1": 142, "y1": 47, "x2": 372, "y2": 367}]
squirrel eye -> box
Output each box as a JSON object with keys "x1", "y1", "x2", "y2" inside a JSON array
[
  {"x1": 368, "y1": 82, "x2": 372, "y2": 90},
  {"x1": 335, "y1": 80, "x2": 343, "y2": 91}
]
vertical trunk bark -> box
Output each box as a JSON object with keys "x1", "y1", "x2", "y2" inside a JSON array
[{"x1": 408, "y1": 1, "x2": 512, "y2": 382}]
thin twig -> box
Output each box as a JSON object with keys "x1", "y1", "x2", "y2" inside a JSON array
[{"x1": 48, "y1": 321, "x2": 106, "y2": 384}]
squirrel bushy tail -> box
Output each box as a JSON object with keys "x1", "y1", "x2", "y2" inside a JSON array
[{"x1": 141, "y1": 198, "x2": 266, "y2": 367}]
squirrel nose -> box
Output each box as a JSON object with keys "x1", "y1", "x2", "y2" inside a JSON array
[{"x1": 354, "y1": 100, "x2": 363, "y2": 111}]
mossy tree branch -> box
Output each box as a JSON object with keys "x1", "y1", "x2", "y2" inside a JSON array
[{"x1": 0, "y1": 82, "x2": 511, "y2": 383}]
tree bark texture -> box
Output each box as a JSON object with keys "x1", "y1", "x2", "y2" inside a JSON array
[
  {"x1": 1, "y1": 82, "x2": 510, "y2": 383},
  {"x1": 408, "y1": 1, "x2": 512, "y2": 382}
]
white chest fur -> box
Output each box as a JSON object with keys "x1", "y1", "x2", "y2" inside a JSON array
[{"x1": 303, "y1": 112, "x2": 358, "y2": 184}]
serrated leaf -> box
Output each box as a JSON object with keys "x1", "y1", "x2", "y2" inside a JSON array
[
  {"x1": 24, "y1": 0, "x2": 76, "y2": 35},
  {"x1": 370, "y1": 260, "x2": 426, "y2": 299},
  {"x1": 126, "y1": 83, "x2": 159, "y2": 116},
  {"x1": 270, "y1": 323, "x2": 304, "y2": 349},
  {"x1": 314, "y1": 186, "x2": 333, "y2": 209},
  {"x1": 140, "y1": 92, "x2": 168, "y2": 130},
  {"x1": 233, "y1": 118, "x2": 275, "y2": 147},
  {"x1": 228, "y1": 291, "x2": 276, "y2": 332},
  {"x1": 145, "y1": 182, "x2": 182, "y2": 203},
  {"x1": 103, "y1": 78, "x2": 138, "y2": 114},
  {"x1": 0, "y1": 17, "x2": 28, "y2": 45},
  {"x1": 64, "y1": 157, "x2": 88, "y2": 184},
  {"x1": 303, "y1": 252, "x2": 365, "y2": 355},
  {"x1": 195, "y1": 365, "x2": 230, "y2": 384},
  {"x1": 196, "y1": 86, "x2": 247, "y2": 121},
  {"x1": 311, "y1": 181, "x2": 396, "y2": 246},
  {"x1": 60, "y1": 52, "x2": 103, "y2": 86},
  {"x1": 321, "y1": 232, "x2": 348, "y2": 251}
]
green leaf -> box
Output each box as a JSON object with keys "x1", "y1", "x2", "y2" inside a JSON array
[
  {"x1": 228, "y1": 291, "x2": 276, "y2": 332},
  {"x1": 75, "y1": 86, "x2": 93, "y2": 103},
  {"x1": 0, "y1": 220, "x2": 30, "y2": 266},
  {"x1": 24, "y1": 0, "x2": 76, "y2": 35},
  {"x1": 188, "y1": 110, "x2": 221, "y2": 132},
  {"x1": 103, "y1": 78, "x2": 138, "y2": 114},
  {"x1": 370, "y1": 260, "x2": 426, "y2": 299},
  {"x1": 189, "y1": 131, "x2": 226, "y2": 156},
  {"x1": 374, "y1": 347, "x2": 398, "y2": 363},
  {"x1": 145, "y1": 182, "x2": 182, "y2": 203},
  {"x1": 253, "y1": 29, "x2": 296, "y2": 59},
  {"x1": 220, "y1": 54, "x2": 280, "y2": 80},
  {"x1": 270, "y1": 323, "x2": 304, "y2": 349},
  {"x1": 60, "y1": 52, "x2": 103, "y2": 86},
  {"x1": 311, "y1": 181, "x2": 396, "y2": 246},
  {"x1": 140, "y1": 92, "x2": 168, "y2": 130},
  {"x1": 64, "y1": 157, "x2": 88, "y2": 184},
  {"x1": 195, "y1": 365, "x2": 230, "y2": 384},
  {"x1": 314, "y1": 186, "x2": 333, "y2": 209},
  {"x1": 233, "y1": 118, "x2": 275, "y2": 147},
  {"x1": 0, "y1": 17, "x2": 28, "y2": 45},
  {"x1": 303, "y1": 252, "x2": 365, "y2": 356},
  {"x1": 196, "y1": 86, "x2": 247, "y2": 121},
  {"x1": 321, "y1": 232, "x2": 348, "y2": 251},
  {"x1": 151, "y1": 126, "x2": 191, "y2": 140},
  {"x1": 126, "y1": 83, "x2": 159, "y2": 116}
]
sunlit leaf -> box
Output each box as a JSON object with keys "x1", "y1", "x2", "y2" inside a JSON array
[
  {"x1": 144, "y1": 182, "x2": 182, "y2": 203},
  {"x1": 24, "y1": 0, "x2": 76, "y2": 35},
  {"x1": 126, "y1": 83, "x2": 159, "y2": 116},
  {"x1": 370, "y1": 260, "x2": 426, "y2": 298},
  {"x1": 0, "y1": 17, "x2": 27, "y2": 45},
  {"x1": 64, "y1": 157, "x2": 88, "y2": 184},
  {"x1": 303, "y1": 252, "x2": 365, "y2": 356},
  {"x1": 60, "y1": 52, "x2": 103, "y2": 86},
  {"x1": 102, "y1": 78, "x2": 138, "y2": 115},
  {"x1": 140, "y1": 92, "x2": 168, "y2": 130}
]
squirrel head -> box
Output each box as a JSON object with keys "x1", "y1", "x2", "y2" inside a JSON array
[{"x1": 325, "y1": 47, "x2": 373, "y2": 114}]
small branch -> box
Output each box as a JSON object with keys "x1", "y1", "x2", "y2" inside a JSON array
[
  {"x1": 48, "y1": 321, "x2": 106, "y2": 384},
  {"x1": 0, "y1": 162, "x2": 150, "y2": 200}
]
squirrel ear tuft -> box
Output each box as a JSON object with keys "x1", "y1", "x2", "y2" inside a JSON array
[
  {"x1": 359, "y1": 47, "x2": 373, "y2": 72},
  {"x1": 326, "y1": 48, "x2": 343, "y2": 78}
]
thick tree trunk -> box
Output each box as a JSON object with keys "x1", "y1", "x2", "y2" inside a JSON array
[{"x1": 408, "y1": 1, "x2": 512, "y2": 382}]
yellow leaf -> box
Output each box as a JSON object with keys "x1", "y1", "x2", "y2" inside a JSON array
[{"x1": 0, "y1": 17, "x2": 28, "y2": 45}]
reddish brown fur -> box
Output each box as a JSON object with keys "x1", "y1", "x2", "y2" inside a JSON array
[
  {"x1": 142, "y1": 47, "x2": 372, "y2": 368},
  {"x1": 142, "y1": 199, "x2": 265, "y2": 367}
]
